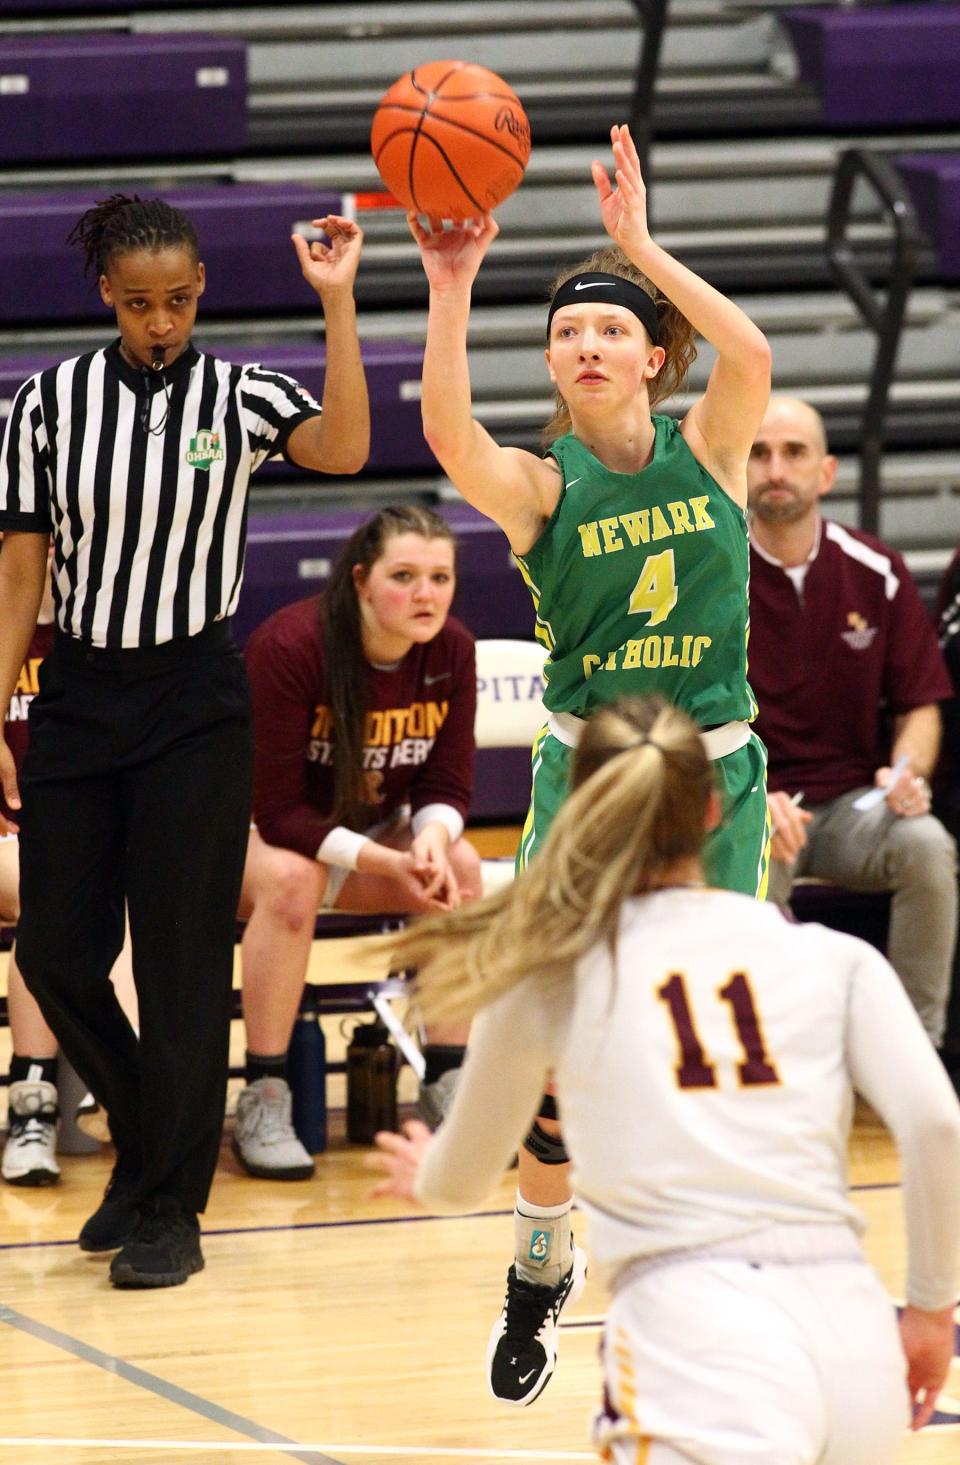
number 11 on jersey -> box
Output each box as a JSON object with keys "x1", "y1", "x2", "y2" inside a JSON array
[{"x1": 658, "y1": 972, "x2": 781, "y2": 1090}]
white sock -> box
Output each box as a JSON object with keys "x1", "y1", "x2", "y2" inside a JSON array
[{"x1": 514, "y1": 1190, "x2": 574, "y2": 1288}]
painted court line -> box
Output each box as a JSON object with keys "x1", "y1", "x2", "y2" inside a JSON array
[
  {"x1": 0, "y1": 1189, "x2": 902, "y2": 1256},
  {"x1": 0, "y1": 1443, "x2": 595, "y2": 1461},
  {"x1": 0, "y1": 1305, "x2": 338, "y2": 1465},
  {"x1": 0, "y1": 1207, "x2": 514, "y2": 1254}
]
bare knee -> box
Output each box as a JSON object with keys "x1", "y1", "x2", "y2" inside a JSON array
[{"x1": 246, "y1": 847, "x2": 323, "y2": 934}]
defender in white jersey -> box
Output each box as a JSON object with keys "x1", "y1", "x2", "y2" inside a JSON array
[{"x1": 372, "y1": 696, "x2": 960, "y2": 1464}]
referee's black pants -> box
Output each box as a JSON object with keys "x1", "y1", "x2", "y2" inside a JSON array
[{"x1": 16, "y1": 622, "x2": 252, "y2": 1215}]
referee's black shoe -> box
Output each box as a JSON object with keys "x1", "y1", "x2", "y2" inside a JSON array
[
  {"x1": 486, "y1": 1245, "x2": 587, "y2": 1405},
  {"x1": 109, "y1": 1195, "x2": 204, "y2": 1288},
  {"x1": 78, "y1": 1163, "x2": 140, "y2": 1252}
]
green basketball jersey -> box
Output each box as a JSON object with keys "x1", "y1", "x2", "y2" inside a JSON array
[{"x1": 516, "y1": 414, "x2": 757, "y2": 727}]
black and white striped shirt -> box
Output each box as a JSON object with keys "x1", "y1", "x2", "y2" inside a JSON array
[{"x1": 0, "y1": 341, "x2": 321, "y2": 648}]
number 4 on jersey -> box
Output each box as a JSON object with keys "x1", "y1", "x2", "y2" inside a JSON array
[
  {"x1": 628, "y1": 547, "x2": 678, "y2": 627},
  {"x1": 658, "y1": 972, "x2": 781, "y2": 1089}
]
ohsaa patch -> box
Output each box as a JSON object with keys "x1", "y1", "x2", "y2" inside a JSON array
[
  {"x1": 529, "y1": 1229, "x2": 550, "y2": 1263},
  {"x1": 186, "y1": 430, "x2": 225, "y2": 470}
]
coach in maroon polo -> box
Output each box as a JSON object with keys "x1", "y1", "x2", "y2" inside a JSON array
[{"x1": 747, "y1": 396, "x2": 957, "y2": 1047}]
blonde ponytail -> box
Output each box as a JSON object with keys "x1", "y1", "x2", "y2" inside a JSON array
[{"x1": 390, "y1": 696, "x2": 711, "y2": 1024}]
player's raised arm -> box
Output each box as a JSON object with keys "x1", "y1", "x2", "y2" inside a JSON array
[
  {"x1": 409, "y1": 213, "x2": 560, "y2": 555},
  {"x1": 593, "y1": 123, "x2": 771, "y2": 504}
]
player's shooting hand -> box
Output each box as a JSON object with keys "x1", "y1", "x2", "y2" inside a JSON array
[
  {"x1": 407, "y1": 211, "x2": 499, "y2": 292},
  {"x1": 899, "y1": 1303, "x2": 955, "y2": 1429},
  {"x1": 292, "y1": 215, "x2": 364, "y2": 297},
  {"x1": 367, "y1": 1119, "x2": 434, "y2": 1202},
  {"x1": 592, "y1": 123, "x2": 651, "y2": 258}
]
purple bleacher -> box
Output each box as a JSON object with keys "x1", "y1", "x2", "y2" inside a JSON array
[
  {"x1": 221, "y1": 342, "x2": 432, "y2": 474},
  {"x1": 0, "y1": 185, "x2": 341, "y2": 322},
  {"x1": 779, "y1": 4, "x2": 960, "y2": 126},
  {"x1": 238, "y1": 502, "x2": 532, "y2": 647},
  {"x1": 896, "y1": 154, "x2": 960, "y2": 280},
  {"x1": 5, "y1": 2, "x2": 218, "y2": 8},
  {"x1": 0, "y1": 34, "x2": 246, "y2": 161},
  {"x1": 0, "y1": 338, "x2": 430, "y2": 474}
]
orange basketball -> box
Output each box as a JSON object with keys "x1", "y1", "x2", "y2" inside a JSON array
[{"x1": 370, "y1": 60, "x2": 531, "y2": 220}]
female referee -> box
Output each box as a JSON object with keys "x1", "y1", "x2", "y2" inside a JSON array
[
  {"x1": 0, "y1": 193, "x2": 369, "y2": 1287},
  {"x1": 409, "y1": 122, "x2": 771, "y2": 1400}
]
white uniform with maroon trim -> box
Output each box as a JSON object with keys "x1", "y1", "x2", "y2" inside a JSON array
[{"x1": 415, "y1": 889, "x2": 960, "y2": 1465}]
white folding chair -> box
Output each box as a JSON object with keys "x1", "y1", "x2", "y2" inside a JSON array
[
  {"x1": 473, "y1": 637, "x2": 548, "y2": 895},
  {"x1": 362, "y1": 638, "x2": 549, "y2": 1074}
]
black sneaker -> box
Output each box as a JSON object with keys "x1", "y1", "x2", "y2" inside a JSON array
[
  {"x1": 78, "y1": 1165, "x2": 140, "y2": 1253},
  {"x1": 109, "y1": 1195, "x2": 204, "y2": 1289},
  {"x1": 486, "y1": 1245, "x2": 587, "y2": 1406}
]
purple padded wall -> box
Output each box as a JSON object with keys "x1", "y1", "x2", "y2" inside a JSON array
[
  {"x1": 896, "y1": 154, "x2": 960, "y2": 279},
  {"x1": 220, "y1": 341, "x2": 432, "y2": 474},
  {"x1": 0, "y1": 185, "x2": 341, "y2": 322},
  {"x1": 0, "y1": 34, "x2": 246, "y2": 161},
  {"x1": 0, "y1": 338, "x2": 430, "y2": 475},
  {"x1": 780, "y1": 5, "x2": 960, "y2": 126}
]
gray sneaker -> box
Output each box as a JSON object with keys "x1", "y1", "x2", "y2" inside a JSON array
[
  {"x1": 232, "y1": 1077, "x2": 315, "y2": 1180},
  {"x1": 416, "y1": 1066, "x2": 461, "y2": 1130},
  {"x1": 3, "y1": 1080, "x2": 61, "y2": 1186}
]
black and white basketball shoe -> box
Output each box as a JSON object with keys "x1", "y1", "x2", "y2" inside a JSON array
[{"x1": 486, "y1": 1244, "x2": 587, "y2": 1405}]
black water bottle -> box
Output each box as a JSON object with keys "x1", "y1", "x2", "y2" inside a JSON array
[
  {"x1": 287, "y1": 990, "x2": 327, "y2": 1154},
  {"x1": 346, "y1": 1018, "x2": 398, "y2": 1144}
]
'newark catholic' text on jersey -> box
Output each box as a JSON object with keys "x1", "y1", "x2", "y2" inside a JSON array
[{"x1": 517, "y1": 415, "x2": 757, "y2": 728}]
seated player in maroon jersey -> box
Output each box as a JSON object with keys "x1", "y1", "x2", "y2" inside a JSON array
[{"x1": 233, "y1": 506, "x2": 482, "y2": 1179}]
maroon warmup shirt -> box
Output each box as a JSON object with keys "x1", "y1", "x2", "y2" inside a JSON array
[
  {"x1": 749, "y1": 519, "x2": 952, "y2": 805},
  {"x1": 1, "y1": 620, "x2": 55, "y2": 826},
  {"x1": 935, "y1": 546, "x2": 960, "y2": 790},
  {"x1": 244, "y1": 594, "x2": 476, "y2": 860}
]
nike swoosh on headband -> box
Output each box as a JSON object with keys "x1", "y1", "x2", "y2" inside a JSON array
[{"x1": 547, "y1": 271, "x2": 659, "y2": 343}]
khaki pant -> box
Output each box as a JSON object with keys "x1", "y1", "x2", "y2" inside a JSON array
[{"x1": 768, "y1": 787, "x2": 957, "y2": 1046}]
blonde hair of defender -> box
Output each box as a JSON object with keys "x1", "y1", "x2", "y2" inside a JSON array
[{"x1": 390, "y1": 696, "x2": 713, "y2": 1026}]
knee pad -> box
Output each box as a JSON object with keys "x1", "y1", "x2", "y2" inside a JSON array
[{"x1": 523, "y1": 1120, "x2": 569, "y2": 1165}]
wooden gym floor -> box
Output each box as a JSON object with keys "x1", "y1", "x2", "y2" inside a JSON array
[{"x1": 0, "y1": 828, "x2": 958, "y2": 1464}]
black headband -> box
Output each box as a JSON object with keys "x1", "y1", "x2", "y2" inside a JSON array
[{"x1": 547, "y1": 272, "x2": 659, "y2": 344}]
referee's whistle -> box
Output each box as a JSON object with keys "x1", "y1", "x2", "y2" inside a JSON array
[{"x1": 151, "y1": 346, "x2": 165, "y2": 371}]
